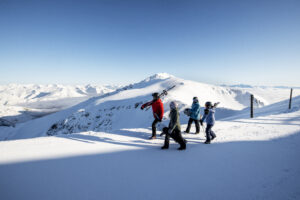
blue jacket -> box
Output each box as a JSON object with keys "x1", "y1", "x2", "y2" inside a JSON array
[
  {"x1": 201, "y1": 108, "x2": 215, "y2": 125},
  {"x1": 190, "y1": 102, "x2": 201, "y2": 120}
]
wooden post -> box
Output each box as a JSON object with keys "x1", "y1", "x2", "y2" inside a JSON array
[
  {"x1": 250, "y1": 94, "x2": 254, "y2": 118},
  {"x1": 289, "y1": 88, "x2": 293, "y2": 109}
]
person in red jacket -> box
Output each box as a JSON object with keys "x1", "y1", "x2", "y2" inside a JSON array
[{"x1": 141, "y1": 92, "x2": 164, "y2": 139}]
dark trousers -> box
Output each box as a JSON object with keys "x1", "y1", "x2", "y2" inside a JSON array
[
  {"x1": 205, "y1": 124, "x2": 216, "y2": 142},
  {"x1": 185, "y1": 118, "x2": 200, "y2": 133},
  {"x1": 163, "y1": 128, "x2": 186, "y2": 148},
  {"x1": 152, "y1": 118, "x2": 160, "y2": 137}
]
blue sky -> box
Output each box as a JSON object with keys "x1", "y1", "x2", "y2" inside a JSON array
[{"x1": 0, "y1": 0, "x2": 299, "y2": 86}]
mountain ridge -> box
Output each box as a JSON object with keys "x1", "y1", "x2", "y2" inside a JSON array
[{"x1": 3, "y1": 73, "x2": 299, "y2": 141}]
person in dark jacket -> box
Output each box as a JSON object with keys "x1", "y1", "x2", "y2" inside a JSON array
[
  {"x1": 161, "y1": 101, "x2": 186, "y2": 150},
  {"x1": 185, "y1": 97, "x2": 201, "y2": 134},
  {"x1": 200, "y1": 101, "x2": 219, "y2": 144},
  {"x1": 141, "y1": 93, "x2": 164, "y2": 139}
]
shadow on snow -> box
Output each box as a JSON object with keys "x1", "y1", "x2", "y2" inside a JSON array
[{"x1": 0, "y1": 131, "x2": 300, "y2": 200}]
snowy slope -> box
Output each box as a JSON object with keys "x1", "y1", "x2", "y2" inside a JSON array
[
  {"x1": 1, "y1": 73, "x2": 300, "y2": 200},
  {"x1": 223, "y1": 85, "x2": 298, "y2": 107},
  {"x1": 222, "y1": 96, "x2": 300, "y2": 121},
  {"x1": 0, "y1": 84, "x2": 119, "y2": 125},
  {"x1": 0, "y1": 84, "x2": 119, "y2": 105},
  {"x1": 3, "y1": 73, "x2": 299, "y2": 141},
  {"x1": 0, "y1": 93, "x2": 299, "y2": 200}
]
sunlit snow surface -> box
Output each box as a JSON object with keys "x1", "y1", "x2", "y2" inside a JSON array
[{"x1": 0, "y1": 74, "x2": 299, "y2": 200}]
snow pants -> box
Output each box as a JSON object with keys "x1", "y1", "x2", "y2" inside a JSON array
[
  {"x1": 185, "y1": 118, "x2": 200, "y2": 133},
  {"x1": 162, "y1": 128, "x2": 186, "y2": 148},
  {"x1": 205, "y1": 124, "x2": 216, "y2": 142},
  {"x1": 152, "y1": 118, "x2": 160, "y2": 137}
]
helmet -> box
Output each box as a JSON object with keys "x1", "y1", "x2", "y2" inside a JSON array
[
  {"x1": 193, "y1": 97, "x2": 198, "y2": 103},
  {"x1": 205, "y1": 101, "x2": 212, "y2": 108},
  {"x1": 170, "y1": 101, "x2": 178, "y2": 109},
  {"x1": 152, "y1": 92, "x2": 159, "y2": 99}
]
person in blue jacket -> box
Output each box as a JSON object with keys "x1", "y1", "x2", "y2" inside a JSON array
[
  {"x1": 200, "y1": 101, "x2": 219, "y2": 144},
  {"x1": 185, "y1": 97, "x2": 201, "y2": 134}
]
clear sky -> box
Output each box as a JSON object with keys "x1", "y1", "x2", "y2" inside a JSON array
[{"x1": 0, "y1": 0, "x2": 299, "y2": 86}]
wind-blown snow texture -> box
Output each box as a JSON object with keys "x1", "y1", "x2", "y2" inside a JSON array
[{"x1": 0, "y1": 74, "x2": 299, "y2": 200}]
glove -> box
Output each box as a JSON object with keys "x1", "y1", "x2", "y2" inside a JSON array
[
  {"x1": 204, "y1": 109, "x2": 209, "y2": 115},
  {"x1": 140, "y1": 106, "x2": 144, "y2": 110},
  {"x1": 200, "y1": 120, "x2": 203, "y2": 126},
  {"x1": 154, "y1": 114, "x2": 162, "y2": 122},
  {"x1": 213, "y1": 102, "x2": 220, "y2": 107}
]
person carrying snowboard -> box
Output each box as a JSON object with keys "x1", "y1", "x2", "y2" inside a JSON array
[
  {"x1": 200, "y1": 101, "x2": 219, "y2": 144},
  {"x1": 141, "y1": 92, "x2": 164, "y2": 139},
  {"x1": 185, "y1": 97, "x2": 201, "y2": 134},
  {"x1": 161, "y1": 101, "x2": 186, "y2": 150}
]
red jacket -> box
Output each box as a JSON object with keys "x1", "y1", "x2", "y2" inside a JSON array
[{"x1": 141, "y1": 99, "x2": 164, "y2": 120}]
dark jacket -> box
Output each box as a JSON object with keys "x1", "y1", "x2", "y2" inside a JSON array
[{"x1": 169, "y1": 108, "x2": 181, "y2": 132}]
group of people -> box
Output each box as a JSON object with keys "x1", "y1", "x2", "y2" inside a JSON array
[{"x1": 141, "y1": 93, "x2": 218, "y2": 150}]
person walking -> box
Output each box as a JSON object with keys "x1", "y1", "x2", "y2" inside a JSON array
[
  {"x1": 185, "y1": 97, "x2": 201, "y2": 134},
  {"x1": 200, "y1": 101, "x2": 219, "y2": 144},
  {"x1": 141, "y1": 93, "x2": 164, "y2": 139},
  {"x1": 161, "y1": 101, "x2": 186, "y2": 150}
]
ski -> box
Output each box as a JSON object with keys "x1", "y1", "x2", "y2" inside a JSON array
[
  {"x1": 139, "y1": 85, "x2": 176, "y2": 110},
  {"x1": 158, "y1": 85, "x2": 176, "y2": 98}
]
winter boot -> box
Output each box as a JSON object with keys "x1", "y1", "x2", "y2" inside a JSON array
[
  {"x1": 161, "y1": 146, "x2": 169, "y2": 149},
  {"x1": 178, "y1": 146, "x2": 186, "y2": 150},
  {"x1": 178, "y1": 141, "x2": 186, "y2": 150}
]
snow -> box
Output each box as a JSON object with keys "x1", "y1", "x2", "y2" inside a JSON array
[
  {"x1": 0, "y1": 73, "x2": 300, "y2": 200},
  {"x1": 2, "y1": 73, "x2": 299, "y2": 140},
  {"x1": 0, "y1": 84, "x2": 120, "y2": 126},
  {"x1": 0, "y1": 109, "x2": 299, "y2": 200}
]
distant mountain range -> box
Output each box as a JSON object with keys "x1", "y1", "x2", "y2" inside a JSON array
[
  {"x1": 2, "y1": 73, "x2": 300, "y2": 141},
  {"x1": 221, "y1": 84, "x2": 300, "y2": 89}
]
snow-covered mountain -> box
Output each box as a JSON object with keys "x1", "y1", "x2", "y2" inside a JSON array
[
  {"x1": 0, "y1": 84, "x2": 118, "y2": 105},
  {"x1": 1, "y1": 74, "x2": 300, "y2": 200},
  {"x1": 2, "y1": 73, "x2": 299, "y2": 141},
  {"x1": 0, "y1": 84, "x2": 120, "y2": 125}
]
